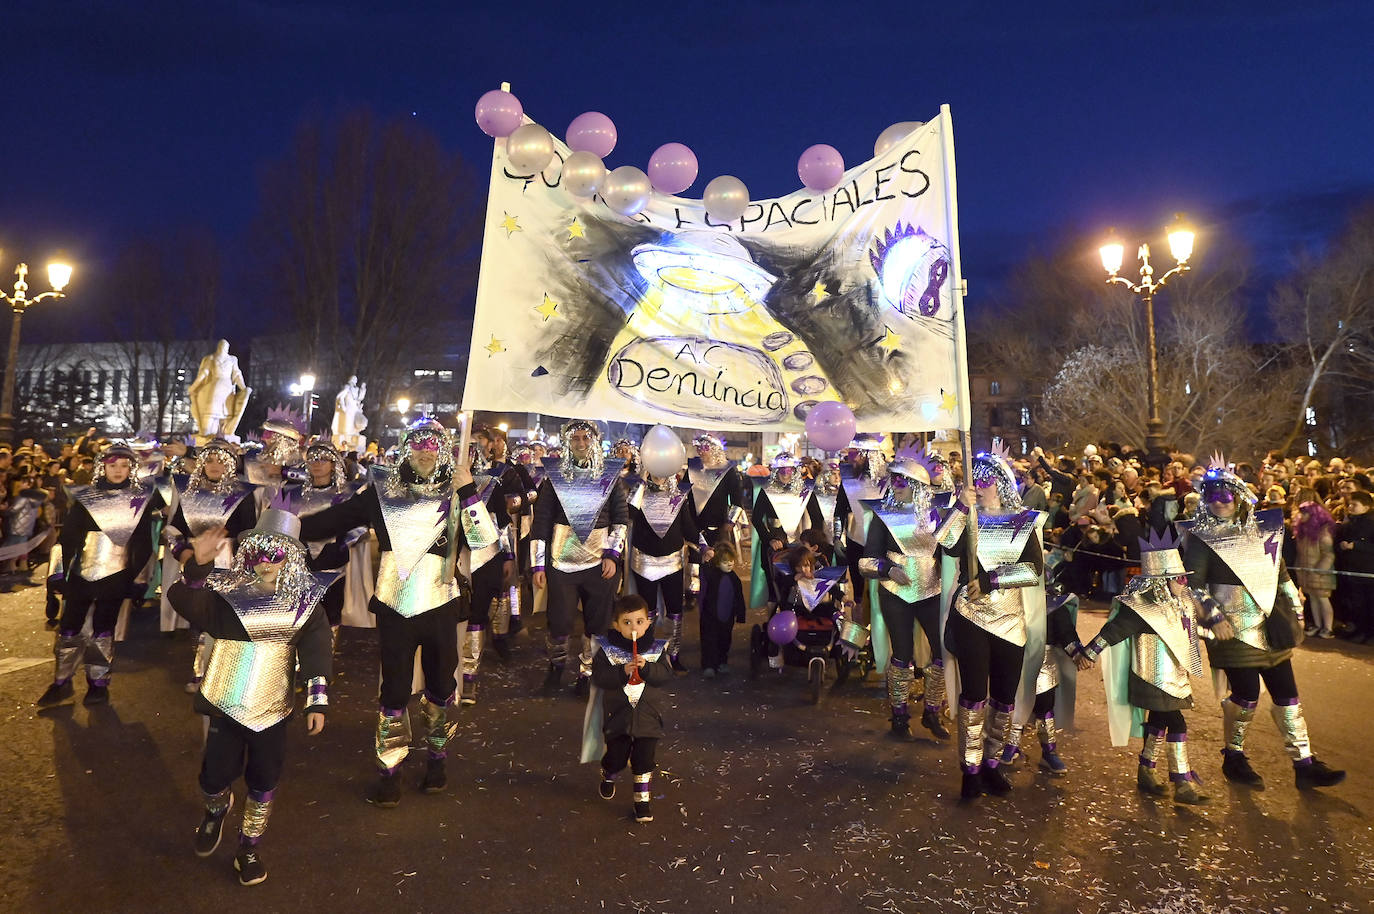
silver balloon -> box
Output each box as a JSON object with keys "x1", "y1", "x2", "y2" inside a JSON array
[
  {"x1": 561, "y1": 150, "x2": 606, "y2": 198},
  {"x1": 505, "y1": 123, "x2": 555, "y2": 175},
  {"x1": 602, "y1": 165, "x2": 651, "y2": 216},
  {"x1": 703, "y1": 175, "x2": 749, "y2": 222},
  {"x1": 640, "y1": 424, "x2": 686, "y2": 478},
  {"x1": 873, "y1": 120, "x2": 924, "y2": 158}
]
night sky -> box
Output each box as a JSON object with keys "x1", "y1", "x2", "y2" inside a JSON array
[{"x1": 3, "y1": 0, "x2": 1372, "y2": 335}]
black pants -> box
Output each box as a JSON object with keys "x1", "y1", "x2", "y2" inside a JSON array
[
  {"x1": 1145, "y1": 709, "x2": 1187, "y2": 733},
  {"x1": 59, "y1": 594, "x2": 123, "y2": 637},
  {"x1": 602, "y1": 734, "x2": 658, "y2": 776},
  {"x1": 1223, "y1": 659, "x2": 1300, "y2": 704},
  {"x1": 547, "y1": 565, "x2": 617, "y2": 642},
  {"x1": 1032, "y1": 687, "x2": 1055, "y2": 717},
  {"x1": 321, "y1": 578, "x2": 344, "y2": 627},
  {"x1": 1341, "y1": 578, "x2": 1374, "y2": 633},
  {"x1": 946, "y1": 611, "x2": 1024, "y2": 705},
  {"x1": 468, "y1": 558, "x2": 507, "y2": 628},
  {"x1": 632, "y1": 569, "x2": 684, "y2": 619},
  {"x1": 200, "y1": 715, "x2": 290, "y2": 795},
  {"x1": 374, "y1": 597, "x2": 460, "y2": 709},
  {"x1": 876, "y1": 590, "x2": 941, "y2": 666},
  {"x1": 844, "y1": 541, "x2": 866, "y2": 607},
  {"x1": 699, "y1": 606, "x2": 735, "y2": 670}
]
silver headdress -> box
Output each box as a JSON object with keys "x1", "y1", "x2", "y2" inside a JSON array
[
  {"x1": 304, "y1": 440, "x2": 349, "y2": 490},
  {"x1": 186, "y1": 438, "x2": 241, "y2": 496},
  {"x1": 560, "y1": 419, "x2": 604, "y2": 474},
  {"x1": 612, "y1": 437, "x2": 641, "y2": 476},
  {"x1": 884, "y1": 445, "x2": 937, "y2": 517},
  {"x1": 767, "y1": 451, "x2": 805, "y2": 495},
  {"x1": 692, "y1": 433, "x2": 726, "y2": 465},
  {"x1": 1137, "y1": 528, "x2": 1186, "y2": 578},
  {"x1": 210, "y1": 489, "x2": 315, "y2": 610},
  {"x1": 1194, "y1": 451, "x2": 1257, "y2": 534},
  {"x1": 971, "y1": 441, "x2": 1021, "y2": 510},
  {"x1": 260, "y1": 404, "x2": 307, "y2": 466},
  {"x1": 385, "y1": 416, "x2": 455, "y2": 498}
]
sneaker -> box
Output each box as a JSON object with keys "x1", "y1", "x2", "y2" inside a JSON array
[
  {"x1": 368, "y1": 772, "x2": 402, "y2": 808},
  {"x1": 669, "y1": 655, "x2": 688, "y2": 674},
  {"x1": 1137, "y1": 764, "x2": 1168, "y2": 797},
  {"x1": 702, "y1": 667, "x2": 716, "y2": 679},
  {"x1": 599, "y1": 778, "x2": 616, "y2": 800},
  {"x1": 1039, "y1": 749, "x2": 1068, "y2": 777},
  {"x1": 194, "y1": 795, "x2": 234, "y2": 857},
  {"x1": 460, "y1": 680, "x2": 477, "y2": 706},
  {"x1": 1172, "y1": 778, "x2": 1210, "y2": 805},
  {"x1": 234, "y1": 846, "x2": 268, "y2": 886},
  {"x1": 573, "y1": 675, "x2": 590, "y2": 699},
  {"x1": 920, "y1": 706, "x2": 950, "y2": 739},
  {"x1": 633, "y1": 801, "x2": 653, "y2": 823},
  {"x1": 980, "y1": 764, "x2": 1013, "y2": 796},
  {"x1": 1221, "y1": 752, "x2": 1265, "y2": 789},
  {"x1": 1318, "y1": 630, "x2": 1335, "y2": 639},
  {"x1": 420, "y1": 757, "x2": 447, "y2": 794},
  {"x1": 1304, "y1": 626, "x2": 1319, "y2": 636},
  {"x1": 82, "y1": 684, "x2": 110, "y2": 707},
  {"x1": 541, "y1": 665, "x2": 562, "y2": 697},
  {"x1": 1295, "y1": 758, "x2": 1346, "y2": 790},
  {"x1": 36, "y1": 680, "x2": 74, "y2": 707}
]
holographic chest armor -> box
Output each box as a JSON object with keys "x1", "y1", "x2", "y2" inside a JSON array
[
  {"x1": 1182, "y1": 510, "x2": 1284, "y2": 651},
  {"x1": 200, "y1": 579, "x2": 326, "y2": 732},
  {"x1": 866, "y1": 498, "x2": 942, "y2": 601},
  {"x1": 1120, "y1": 592, "x2": 1202, "y2": 699},
  {"x1": 73, "y1": 483, "x2": 154, "y2": 581},
  {"x1": 370, "y1": 465, "x2": 451, "y2": 580},
  {"x1": 177, "y1": 479, "x2": 253, "y2": 536}
]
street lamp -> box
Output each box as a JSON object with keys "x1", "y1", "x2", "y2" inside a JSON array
[
  {"x1": 1, "y1": 261, "x2": 72, "y2": 444},
  {"x1": 394, "y1": 397, "x2": 410, "y2": 446},
  {"x1": 1099, "y1": 217, "x2": 1195, "y2": 467},
  {"x1": 299, "y1": 372, "x2": 316, "y2": 430}
]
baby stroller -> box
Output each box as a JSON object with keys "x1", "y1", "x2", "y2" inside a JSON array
[{"x1": 749, "y1": 561, "x2": 853, "y2": 704}]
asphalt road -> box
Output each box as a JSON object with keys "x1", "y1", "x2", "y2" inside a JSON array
[{"x1": 1, "y1": 576, "x2": 1371, "y2": 914}]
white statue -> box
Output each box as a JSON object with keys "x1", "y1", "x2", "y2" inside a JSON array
[
  {"x1": 187, "y1": 340, "x2": 252, "y2": 440},
  {"x1": 332, "y1": 375, "x2": 369, "y2": 452}
]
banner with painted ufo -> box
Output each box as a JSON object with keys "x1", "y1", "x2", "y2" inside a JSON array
[{"x1": 463, "y1": 112, "x2": 963, "y2": 432}]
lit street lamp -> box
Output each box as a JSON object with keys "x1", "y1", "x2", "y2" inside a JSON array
[
  {"x1": 1, "y1": 261, "x2": 72, "y2": 444},
  {"x1": 290, "y1": 372, "x2": 317, "y2": 432},
  {"x1": 394, "y1": 397, "x2": 410, "y2": 446},
  {"x1": 1099, "y1": 219, "x2": 1195, "y2": 468}
]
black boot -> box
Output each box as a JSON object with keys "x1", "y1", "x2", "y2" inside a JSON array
[
  {"x1": 920, "y1": 706, "x2": 951, "y2": 739},
  {"x1": 1221, "y1": 752, "x2": 1265, "y2": 789},
  {"x1": 889, "y1": 713, "x2": 912, "y2": 739},
  {"x1": 573, "y1": 675, "x2": 590, "y2": 698},
  {"x1": 493, "y1": 636, "x2": 511, "y2": 662},
  {"x1": 368, "y1": 772, "x2": 402, "y2": 808},
  {"x1": 961, "y1": 770, "x2": 984, "y2": 800},
  {"x1": 980, "y1": 764, "x2": 1013, "y2": 796},
  {"x1": 541, "y1": 664, "x2": 563, "y2": 697},
  {"x1": 1295, "y1": 759, "x2": 1346, "y2": 790},
  {"x1": 36, "y1": 680, "x2": 74, "y2": 707},
  {"x1": 420, "y1": 756, "x2": 447, "y2": 794},
  {"x1": 83, "y1": 684, "x2": 110, "y2": 706}
]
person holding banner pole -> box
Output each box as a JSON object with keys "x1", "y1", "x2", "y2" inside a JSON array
[
  {"x1": 686, "y1": 434, "x2": 749, "y2": 614},
  {"x1": 530, "y1": 420, "x2": 629, "y2": 697},
  {"x1": 626, "y1": 466, "x2": 703, "y2": 673}
]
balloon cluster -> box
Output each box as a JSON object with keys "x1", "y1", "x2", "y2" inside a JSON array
[{"x1": 475, "y1": 88, "x2": 923, "y2": 221}]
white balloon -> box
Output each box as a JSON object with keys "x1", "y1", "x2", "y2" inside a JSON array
[
  {"x1": 873, "y1": 120, "x2": 924, "y2": 158},
  {"x1": 640, "y1": 424, "x2": 686, "y2": 478},
  {"x1": 703, "y1": 175, "x2": 749, "y2": 223},
  {"x1": 561, "y1": 150, "x2": 606, "y2": 198},
  {"x1": 602, "y1": 165, "x2": 651, "y2": 216},
  {"x1": 506, "y1": 123, "x2": 555, "y2": 175}
]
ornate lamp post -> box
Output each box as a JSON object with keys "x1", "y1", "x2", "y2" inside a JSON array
[
  {"x1": 1, "y1": 261, "x2": 72, "y2": 444},
  {"x1": 1099, "y1": 220, "x2": 1194, "y2": 467}
]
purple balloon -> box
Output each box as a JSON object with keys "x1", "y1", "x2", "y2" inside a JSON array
[
  {"x1": 566, "y1": 111, "x2": 618, "y2": 158},
  {"x1": 767, "y1": 610, "x2": 799, "y2": 646},
  {"x1": 797, "y1": 143, "x2": 844, "y2": 192},
  {"x1": 805, "y1": 400, "x2": 857, "y2": 452},
  {"x1": 648, "y1": 142, "x2": 699, "y2": 195},
  {"x1": 475, "y1": 89, "x2": 523, "y2": 138}
]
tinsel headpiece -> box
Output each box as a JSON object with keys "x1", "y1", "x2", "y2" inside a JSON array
[
  {"x1": 560, "y1": 419, "x2": 604, "y2": 472},
  {"x1": 211, "y1": 489, "x2": 315, "y2": 609},
  {"x1": 971, "y1": 441, "x2": 1021, "y2": 509},
  {"x1": 692, "y1": 433, "x2": 726, "y2": 464},
  {"x1": 186, "y1": 438, "x2": 241, "y2": 496},
  {"x1": 304, "y1": 440, "x2": 349, "y2": 490}
]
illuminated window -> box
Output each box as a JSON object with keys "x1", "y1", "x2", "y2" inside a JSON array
[
  {"x1": 414, "y1": 369, "x2": 437, "y2": 378},
  {"x1": 1020, "y1": 406, "x2": 1031, "y2": 426},
  {"x1": 1305, "y1": 407, "x2": 1317, "y2": 427},
  {"x1": 990, "y1": 380, "x2": 1001, "y2": 395},
  {"x1": 438, "y1": 370, "x2": 454, "y2": 383},
  {"x1": 1020, "y1": 436, "x2": 1029, "y2": 455}
]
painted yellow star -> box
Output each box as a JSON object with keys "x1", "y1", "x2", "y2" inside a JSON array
[
  {"x1": 810, "y1": 280, "x2": 830, "y2": 302},
  {"x1": 535, "y1": 293, "x2": 559, "y2": 321},
  {"x1": 877, "y1": 325, "x2": 902, "y2": 351},
  {"x1": 484, "y1": 335, "x2": 505, "y2": 356},
  {"x1": 499, "y1": 212, "x2": 522, "y2": 237},
  {"x1": 567, "y1": 217, "x2": 585, "y2": 240},
  {"x1": 939, "y1": 388, "x2": 957, "y2": 413}
]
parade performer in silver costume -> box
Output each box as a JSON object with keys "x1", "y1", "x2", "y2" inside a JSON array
[
  {"x1": 626, "y1": 462, "x2": 703, "y2": 672},
  {"x1": 1181, "y1": 457, "x2": 1345, "y2": 790},
  {"x1": 169, "y1": 495, "x2": 334, "y2": 886},
  {"x1": 288, "y1": 440, "x2": 367, "y2": 641},
  {"x1": 458, "y1": 438, "x2": 516, "y2": 705},
  {"x1": 938, "y1": 445, "x2": 1048, "y2": 800},
  {"x1": 1077, "y1": 530, "x2": 1227, "y2": 805},
  {"x1": 36, "y1": 443, "x2": 163, "y2": 708},
  {"x1": 299, "y1": 417, "x2": 489, "y2": 807},
  {"x1": 530, "y1": 420, "x2": 629, "y2": 697},
  {"x1": 685, "y1": 433, "x2": 748, "y2": 611},
  {"x1": 859, "y1": 447, "x2": 952, "y2": 740}
]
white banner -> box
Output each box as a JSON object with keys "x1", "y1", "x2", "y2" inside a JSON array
[{"x1": 464, "y1": 110, "x2": 966, "y2": 432}]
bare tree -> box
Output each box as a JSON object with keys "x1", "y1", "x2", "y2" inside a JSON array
[
  {"x1": 1269, "y1": 202, "x2": 1374, "y2": 454},
  {"x1": 249, "y1": 111, "x2": 481, "y2": 433}
]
